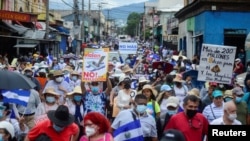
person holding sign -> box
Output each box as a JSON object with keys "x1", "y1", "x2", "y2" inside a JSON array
[{"x1": 81, "y1": 73, "x2": 112, "y2": 115}]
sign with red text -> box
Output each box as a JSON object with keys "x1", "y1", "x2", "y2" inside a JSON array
[
  {"x1": 197, "y1": 44, "x2": 236, "y2": 84},
  {"x1": 82, "y1": 48, "x2": 109, "y2": 82}
]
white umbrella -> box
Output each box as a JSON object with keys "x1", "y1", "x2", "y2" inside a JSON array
[{"x1": 172, "y1": 55, "x2": 187, "y2": 61}]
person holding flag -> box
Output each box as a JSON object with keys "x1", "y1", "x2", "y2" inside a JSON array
[{"x1": 112, "y1": 94, "x2": 157, "y2": 141}]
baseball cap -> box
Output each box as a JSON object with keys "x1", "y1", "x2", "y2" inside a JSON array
[
  {"x1": 166, "y1": 96, "x2": 179, "y2": 108},
  {"x1": 232, "y1": 87, "x2": 244, "y2": 96},
  {"x1": 160, "y1": 129, "x2": 186, "y2": 141},
  {"x1": 235, "y1": 58, "x2": 241, "y2": 62},
  {"x1": 212, "y1": 90, "x2": 223, "y2": 98},
  {"x1": 160, "y1": 85, "x2": 172, "y2": 92}
]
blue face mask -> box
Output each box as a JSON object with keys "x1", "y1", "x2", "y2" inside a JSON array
[
  {"x1": 168, "y1": 110, "x2": 177, "y2": 116},
  {"x1": 53, "y1": 124, "x2": 64, "y2": 132},
  {"x1": 136, "y1": 105, "x2": 147, "y2": 114},
  {"x1": 0, "y1": 134, "x2": 3, "y2": 141},
  {"x1": 235, "y1": 97, "x2": 242, "y2": 103},
  {"x1": 224, "y1": 97, "x2": 233, "y2": 102},
  {"x1": 71, "y1": 76, "x2": 78, "y2": 81},
  {"x1": 73, "y1": 95, "x2": 82, "y2": 102},
  {"x1": 91, "y1": 86, "x2": 99, "y2": 94},
  {"x1": 0, "y1": 110, "x2": 3, "y2": 119},
  {"x1": 46, "y1": 96, "x2": 56, "y2": 103}
]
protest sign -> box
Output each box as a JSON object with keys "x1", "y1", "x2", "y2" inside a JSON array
[
  {"x1": 119, "y1": 42, "x2": 137, "y2": 54},
  {"x1": 82, "y1": 48, "x2": 109, "y2": 82},
  {"x1": 197, "y1": 44, "x2": 236, "y2": 84}
]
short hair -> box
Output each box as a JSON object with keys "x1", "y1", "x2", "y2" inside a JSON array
[
  {"x1": 183, "y1": 95, "x2": 200, "y2": 105},
  {"x1": 83, "y1": 112, "x2": 111, "y2": 134},
  {"x1": 224, "y1": 101, "x2": 236, "y2": 111},
  {"x1": 134, "y1": 94, "x2": 147, "y2": 102}
]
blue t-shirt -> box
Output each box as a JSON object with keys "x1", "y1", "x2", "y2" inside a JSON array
[{"x1": 242, "y1": 92, "x2": 250, "y2": 113}]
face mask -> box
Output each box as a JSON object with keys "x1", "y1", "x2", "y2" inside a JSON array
[
  {"x1": 148, "y1": 68, "x2": 153, "y2": 72},
  {"x1": 168, "y1": 110, "x2": 177, "y2": 116},
  {"x1": 63, "y1": 71, "x2": 69, "y2": 75},
  {"x1": 113, "y1": 60, "x2": 117, "y2": 64},
  {"x1": 73, "y1": 95, "x2": 82, "y2": 102},
  {"x1": 53, "y1": 124, "x2": 64, "y2": 132},
  {"x1": 124, "y1": 83, "x2": 131, "y2": 89},
  {"x1": 69, "y1": 60, "x2": 74, "y2": 63},
  {"x1": 186, "y1": 109, "x2": 197, "y2": 119},
  {"x1": 136, "y1": 105, "x2": 147, "y2": 114},
  {"x1": 25, "y1": 72, "x2": 33, "y2": 77},
  {"x1": 0, "y1": 110, "x2": 4, "y2": 119},
  {"x1": 79, "y1": 63, "x2": 83, "y2": 67},
  {"x1": 71, "y1": 76, "x2": 78, "y2": 81},
  {"x1": 0, "y1": 134, "x2": 3, "y2": 141},
  {"x1": 224, "y1": 97, "x2": 233, "y2": 102},
  {"x1": 55, "y1": 77, "x2": 63, "y2": 83},
  {"x1": 59, "y1": 60, "x2": 64, "y2": 63},
  {"x1": 91, "y1": 86, "x2": 99, "y2": 94},
  {"x1": 46, "y1": 96, "x2": 56, "y2": 103},
  {"x1": 235, "y1": 97, "x2": 242, "y2": 103},
  {"x1": 85, "y1": 126, "x2": 96, "y2": 137},
  {"x1": 125, "y1": 60, "x2": 131, "y2": 64},
  {"x1": 228, "y1": 113, "x2": 237, "y2": 121}
]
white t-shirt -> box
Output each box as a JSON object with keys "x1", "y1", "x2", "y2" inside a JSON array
[{"x1": 210, "y1": 117, "x2": 242, "y2": 125}]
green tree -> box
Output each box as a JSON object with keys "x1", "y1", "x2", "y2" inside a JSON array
[{"x1": 125, "y1": 12, "x2": 141, "y2": 37}]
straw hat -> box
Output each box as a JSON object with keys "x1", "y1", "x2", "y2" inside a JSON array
[
  {"x1": 63, "y1": 65, "x2": 73, "y2": 72},
  {"x1": 166, "y1": 96, "x2": 180, "y2": 108},
  {"x1": 173, "y1": 74, "x2": 184, "y2": 83},
  {"x1": 187, "y1": 88, "x2": 200, "y2": 98},
  {"x1": 142, "y1": 84, "x2": 158, "y2": 97},
  {"x1": 53, "y1": 70, "x2": 64, "y2": 77},
  {"x1": 71, "y1": 71, "x2": 80, "y2": 76},
  {"x1": 112, "y1": 69, "x2": 125, "y2": 78},
  {"x1": 43, "y1": 87, "x2": 60, "y2": 96},
  {"x1": 122, "y1": 65, "x2": 133, "y2": 73},
  {"x1": 224, "y1": 90, "x2": 233, "y2": 98},
  {"x1": 67, "y1": 86, "x2": 83, "y2": 95},
  {"x1": 138, "y1": 76, "x2": 149, "y2": 83}
]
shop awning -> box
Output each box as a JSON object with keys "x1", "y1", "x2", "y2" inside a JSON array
[
  {"x1": 55, "y1": 26, "x2": 69, "y2": 34},
  {"x1": 1, "y1": 21, "x2": 29, "y2": 35},
  {"x1": 14, "y1": 44, "x2": 38, "y2": 48}
]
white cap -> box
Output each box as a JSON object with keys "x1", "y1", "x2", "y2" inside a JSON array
[
  {"x1": 166, "y1": 96, "x2": 180, "y2": 108},
  {"x1": 0, "y1": 121, "x2": 15, "y2": 138}
]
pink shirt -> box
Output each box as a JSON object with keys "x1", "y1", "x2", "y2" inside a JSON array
[{"x1": 79, "y1": 133, "x2": 112, "y2": 141}]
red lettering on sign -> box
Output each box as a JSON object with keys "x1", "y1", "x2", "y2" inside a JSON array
[
  {"x1": 83, "y1": 72, "x2": 98, "y2": 78},
  {"x1": 85, "y1": 53, "x2": 101, "y2": 58}
]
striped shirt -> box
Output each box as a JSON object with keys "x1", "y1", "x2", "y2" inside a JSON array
[{"x1": 202, "y1": 102, "x2": 224, "y2": 123}]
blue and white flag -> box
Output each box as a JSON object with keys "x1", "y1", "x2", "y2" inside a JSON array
[
  {"x1": 2, "y1": 90, "x2": 30, "y2": 107},
  {"x1": 113, "y1": 119, "x2": 144, "y2": 141}
]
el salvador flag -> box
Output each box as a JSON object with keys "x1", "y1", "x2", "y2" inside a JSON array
[
  {"x1": 113, "y1": 119, "x2": 144, "y2": 141},
  {"x1": 47, "y1": 54, "x2": 53, "y2": 66},
  {"x1": 2, "y1": 90, "x2": 30, "y2": 107}
]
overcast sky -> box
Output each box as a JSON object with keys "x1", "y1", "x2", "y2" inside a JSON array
[{"x1": 50, "y1": 0, "x2": 149, "y2": 9}]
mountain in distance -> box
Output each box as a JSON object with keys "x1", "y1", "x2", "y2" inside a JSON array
[{"x1": 103, "y1": 0, "x2": 157, "y2": 25}]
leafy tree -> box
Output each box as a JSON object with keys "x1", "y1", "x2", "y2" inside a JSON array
[{"x1": 125, "y1": 12, "x2": 141, "y2": 37}]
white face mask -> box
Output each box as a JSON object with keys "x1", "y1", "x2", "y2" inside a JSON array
[
  {"x1": 228, "y1": 113, "x2": 237, "y2": 121},
  {"x1": 85, "y1": 126, "x2": 96, "y2": 137},
  {"x1": 55, "y1": 77, "x2": 63, "y2": 83}
]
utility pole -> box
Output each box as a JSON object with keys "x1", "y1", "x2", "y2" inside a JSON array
[
  {"x1": 73, "y1": 0, "x2": 80, "y2": 27},
  {"x1": 88, "y1": 0, "x2": 91, "y2": 42},
  {"x1": 45, "y1": 0, "x2": 49, "y2": 39},
  {"x1": 106, "y1": 9, "x2": 110, "y2": 40},
  {"x1": 81, "y1": 0, "x2": 85, "y2": 42},
  {"x1": 143, "y1": 4, "x2": 146, "y2": 41},
  {"x1": 98, "y1": 3, "x2": 101, "y2": 42}
]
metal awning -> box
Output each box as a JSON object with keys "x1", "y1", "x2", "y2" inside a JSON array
[
  {"x1": 191, "y1": 33, "x2": 203, "y2": 38},
  {"x1": 14, "y1": 44, "x2": 38, "y2": 48}
]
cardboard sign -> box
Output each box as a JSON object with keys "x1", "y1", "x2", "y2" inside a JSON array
[
  {"x1": 119, "y1": 42, "x2": 138, "y2": 54},
  {"x1": 34, "y1": 114, "x2": 48, "y2": 125},
  {"x1": 197, "y1": 44, "x2": 236, "y2": 84},
  {"x1": 82, "y1": 48, "x2": 109, "y2": 82}
]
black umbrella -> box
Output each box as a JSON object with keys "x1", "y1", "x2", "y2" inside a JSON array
[{"x1": 0, "y1": 70, "x2": 36, "y2": 90}]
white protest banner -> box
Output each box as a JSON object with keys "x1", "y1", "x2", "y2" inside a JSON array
[
  {"x1": 197, "y1": 44, "x2": 236, "y2": 84},
  {"x1": 119, "y1": 42, "x2": 138, "y2": 54},
  {"x1": 82, "y1": 48, "x2": 109, "y2": 82}
]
